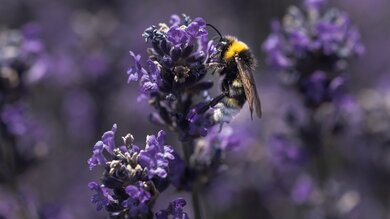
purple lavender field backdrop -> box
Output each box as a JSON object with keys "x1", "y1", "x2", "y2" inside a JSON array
[{"x1": 1, "y1": 0, "x2": 390, "y2": 218}]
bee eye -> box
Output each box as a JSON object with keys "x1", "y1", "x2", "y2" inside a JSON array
[{"x1": 217, "y1": 42, "x2": 226, "y2": 50}]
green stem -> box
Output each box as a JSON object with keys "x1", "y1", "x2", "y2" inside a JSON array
[
  {"x1": 182, "y1": 140, "x2": 192, "y2": 164},
  {"x1": 306, "y1": 113, "x2": 329, "y2": 188},
  {"x1": 191, "y1": 187, "x2": 202, "y2": 219},
  {"x1": 312, "y1": 115, "x2": 329, "y2": 185},
  {"x1": 181, "y1": 140, "x2": 203, "y2": 219}
]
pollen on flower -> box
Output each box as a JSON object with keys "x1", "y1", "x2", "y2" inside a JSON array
[
  {"x1": 87, "y1": 124, "x2": 182, "y2": 217},
  {"x1": 126, "y1": 14, "x2": 220, "y2": 139}
]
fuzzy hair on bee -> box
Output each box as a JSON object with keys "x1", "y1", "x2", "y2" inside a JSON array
[{"x1": 196, "y1": 24, "x2": 262, "y2": 125}]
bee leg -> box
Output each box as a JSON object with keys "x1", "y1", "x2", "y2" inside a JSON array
[
  {"x1": 218, "y1": 122, "x2": 224, "y2": 132},
  {"x1": 207, "y1": 62, "x2": 223, "y2": 68},
  {"x1": 195, "y1": 93, "x2": 227, "y2": 115},
  {"x1": 207, "y1": 62, "x2": 224, "y2": 75}
]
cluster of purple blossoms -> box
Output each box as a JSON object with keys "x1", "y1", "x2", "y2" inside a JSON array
[
  {"x1": 262, "y1": 0, "x2": 364, "y2": 108},
  {"x1": 86, "y1": 14, "x2": 248, "y2": 219},
  {"x1": 125, "y1": 14, "x2": 244, "y2": 191},
  {"x1": 0, "y1": 26, "x2": 45, "y2": 106},
  {"x1": 155, "y1": 198, "x2": 189, "y2": 219},
  {"x1": 0, "y1": 26, "x2": 47, "y2": 183},
  {"x1": 127, "y1": 14, "x2": 216, "y2": 140},
  {"x1": 88, "y1": 124, "x2": 188, "y2": 218},
  {"x1": 262, "y1": 1, "x2": 367, "y2": 216},
  {"x1": 190, "y1": 126, "x2": 240, "y2": 183}
]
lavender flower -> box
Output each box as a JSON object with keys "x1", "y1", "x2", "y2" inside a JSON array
[
  {"x1": 122, "y1": 184, "x2": 151, "y2": 217},
  {"x1": 87, "y1": 141, "x2": 107, "y2": 171},
  {"x1": 1, "y1": 103, "x2": 29, "y2": 136},
  {"x1": 268, "y1": 134, "x2": 305, "y2": 168},
  {"x1": 127, "y1": 14, "x2": 216, "y2": 139},
  {"x1": 125, "y1": 17, "x2": 251, "y2": 219},
  {"x1": 163, "y1": 126, "x2": 241, "y2": 190},
  {"x1": 88, "y1": 182, "x2": 115, "y2": 211},
  {"x1": 0, "y1": 27, "x2": 47, "y2": 183},
  {"x1": 88, "y1": 124, "x2": 179, "y2": 218},
  {"x1": 262, "y1": 0, "x2": 364, "y2": 108},
  {"x1": 191, "y1": 126, "x2": 240, "y2": 179},
  {"x1": 1, "y1": 30, "x2": 27, "y2": 104},
  {"x1": 87, "y1": 124, "x2": 118, "y2": 170},
  {"x1": 259, "y1": 3, "x2": 373, "y2": 218},
  {"x1": 290, "y1": 174, "x2": 314, "y2": 204},
  {"x1": 138, "y1": 130, "x2": 175, "y2": 179},
  {"x1": 156, "y1": 198, "x2": 189, "y2": 219}
]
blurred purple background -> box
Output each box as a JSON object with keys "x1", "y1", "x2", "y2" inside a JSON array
[{"x1": 1, "y1": 0, "x2": 390, "y2": 218}]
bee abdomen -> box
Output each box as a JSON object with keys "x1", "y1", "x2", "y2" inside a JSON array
[
  {"x1": 223, "y1": 97, "x2": 242, "y2": 108},
  {"x1": 211, "y1": 99, "x2": 241, "y2": 124},
  {"x1": 232, "y1": 78, "x2": 243, "y2": 87},
  {"x1": 227, "y1": 78, "x2": 246, "y2": 107}
]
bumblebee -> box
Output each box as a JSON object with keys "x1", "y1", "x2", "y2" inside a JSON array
[{"x1": 196, "y1": 24, "x2": 262, "y2": 124}]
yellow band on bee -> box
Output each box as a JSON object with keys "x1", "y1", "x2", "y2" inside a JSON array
[
  {"x1": 225, "y1": 98, "x2": 239, "y2": 107},
  {"x1": 232, "y1": 79, "x2": 242, "y2": 87},
  {"x1": 224, "y1": 41, "x2": 248, "y2": 60}
]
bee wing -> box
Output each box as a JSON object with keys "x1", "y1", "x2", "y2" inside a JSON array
[{"x1": 235, "y1": 56, "x2": 262, "y2": 119}]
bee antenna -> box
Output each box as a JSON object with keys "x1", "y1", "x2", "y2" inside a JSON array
[{"x1": 206, "y1": 24, "x2": 223, "y2": 41}]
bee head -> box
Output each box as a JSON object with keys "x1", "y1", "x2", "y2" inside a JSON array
[
  {"x1": 206, "y1": 24, "x2": 232, "y2": 61},
  {"x1": 217, "y1": 37, "x2": 230, "y2": 50},
  {"x1": 215, "y1": 37, "x2": 233, "y2": 60}
]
